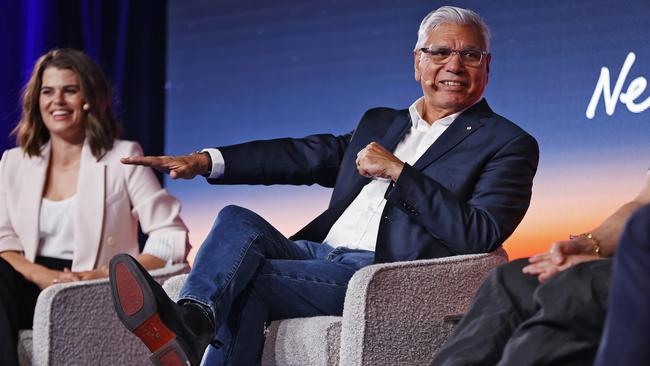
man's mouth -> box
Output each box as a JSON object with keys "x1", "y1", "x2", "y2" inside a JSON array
[{"x1": 440, "y1": 80, "x2": 466, "y2": 87}]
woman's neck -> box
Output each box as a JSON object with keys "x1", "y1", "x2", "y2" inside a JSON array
[{"x1": 49, "y1": 135, "x2": 84, "y2": 168}]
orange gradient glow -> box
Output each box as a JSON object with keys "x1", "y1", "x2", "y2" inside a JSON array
[{"x1": 504, "y1": 163, "x2": 645, "y2": 259}]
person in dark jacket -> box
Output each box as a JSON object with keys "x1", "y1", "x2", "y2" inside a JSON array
[
  {"x1": 108, "y1": 6, "x2": 538, "y2": 366},
  {"x1": 431, "y1": 173, "x2": 650, "y2": 366}
]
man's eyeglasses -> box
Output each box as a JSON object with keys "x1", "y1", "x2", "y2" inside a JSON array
[{"x1": 419, "y1": 47, "x2": 489, "y2": 67}]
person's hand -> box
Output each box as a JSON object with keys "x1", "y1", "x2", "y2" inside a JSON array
[
  {"x1": 121, "y1": 152, "x2": 210, "y2": 179},
  {"x1": 532, "y1": 236, "x2": 598, "y2": 266},
  {"x1": 523, "y1": 253, "x2": 600, "y2": 282},
  {"x1": 31, "y1": 267, "x2": 79, "y2": 289},
  {"x1": 356, "y1": 142, "x2": 404, "y2": 181},
  {"x1": 72, "y1": 266, "x2": 109, "y2": 281}
]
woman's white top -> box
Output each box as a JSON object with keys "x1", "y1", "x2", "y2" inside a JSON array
[{"x1": 37, "y1": 195, "x2": 76, "y2": 260}]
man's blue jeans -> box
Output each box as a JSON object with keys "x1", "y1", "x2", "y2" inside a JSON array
[{"x1": 178, "y1": 205, "x2": 375, "y2": 365}]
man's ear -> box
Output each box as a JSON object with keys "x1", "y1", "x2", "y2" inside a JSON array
[{"x1": 414, "y1": 50, "x2": 421, "y2": 81}]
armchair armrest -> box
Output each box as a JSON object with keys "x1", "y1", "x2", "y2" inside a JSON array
[
  {"x1": 161, "y1": 273, "x2": 188, "y2": 301},
  {"x1": 339, "y1": 249, "x2": 507, "y2": 366},
  {"x1": 28, "y1": 263, "x2": 190, "y2": 366}
]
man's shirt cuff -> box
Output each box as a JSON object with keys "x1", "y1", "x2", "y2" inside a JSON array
[{"x1": 201, "y1": 148, "x2": 225, "y2": 179}]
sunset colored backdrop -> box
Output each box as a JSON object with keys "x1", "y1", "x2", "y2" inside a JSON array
[{"x1": 165, "y1": 0, "x2": 650, "y2": 262}]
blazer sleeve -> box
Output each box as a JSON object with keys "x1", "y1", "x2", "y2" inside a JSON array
[
  {"x1": 0, "y1": 151, "x2": 23, "y2": 253},
  {"x1": 122, "y1": 143, "x2": 189, "y2": 263},
  {"x1": 385, "y1": 131, "x2": 539, "y2": 254},
  {"x1": 209, "y1": 132, "x2": 353, "y2": 187}
]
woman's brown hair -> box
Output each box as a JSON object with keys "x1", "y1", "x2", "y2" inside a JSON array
[{"x1": 12, "y1": 48, "x2": 121, "y2": 159}]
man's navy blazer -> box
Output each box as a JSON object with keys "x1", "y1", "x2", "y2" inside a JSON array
[{"x1": 212, "y1": 99, "x2": 539, "y2": 263}]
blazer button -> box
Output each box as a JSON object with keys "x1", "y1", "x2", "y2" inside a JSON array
[{"x1": 107, "y1": 236, "x2": 116, "y2": 246}]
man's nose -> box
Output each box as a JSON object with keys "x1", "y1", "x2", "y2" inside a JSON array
[{"x1": 444, "y1": 53, "x2": 465, "y2": 73}]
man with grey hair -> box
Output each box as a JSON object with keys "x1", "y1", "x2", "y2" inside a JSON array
[{"x1": 109, "y1": 6, "x2": 538, "y2": 366}]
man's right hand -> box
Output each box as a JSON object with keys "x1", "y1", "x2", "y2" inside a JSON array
[{"x1": 121, "y1": 152, "x2": 211, "y2": 179}]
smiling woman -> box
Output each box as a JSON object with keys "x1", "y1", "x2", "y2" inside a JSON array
[
  {"x1": 15, "y1": 49, "x2": 120, "y2": 159},
  {"x1": 39, "y1": 68, "x2": 86, "y2": 144},
  {"x1": 0, "y1": 49, "x2": 189, "y2": 366}
]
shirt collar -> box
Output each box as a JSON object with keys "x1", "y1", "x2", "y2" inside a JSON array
[{"x1": 408, "y1": 97, "x2": 478, "y2": 129}]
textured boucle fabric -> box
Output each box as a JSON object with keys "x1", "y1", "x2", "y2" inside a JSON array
[
  {"x1": 162, "y1": 273, "x2": 187, "y2": 300},
  {"x1": 19, "y1": 263, "x2": 189, "y2": 366},
  {"x1": 261, "y1": 316, "x2": 341, "y2": 366},
  {"x1": 339, "y1": 249, "x2": 507, "y2": 366},
  {"x1": 17, "y1": 330, "x2": 32, "y2": 366},
  {"x1": 162, "y1": 250, "x2": 506, "y2": 366}
]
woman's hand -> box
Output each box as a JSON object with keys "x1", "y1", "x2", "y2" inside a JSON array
[
  {"x1": 33, "y1": 266, "x2": 108, "y2": 289},
  {"x1": 72, "y1": 266, "x2": 109, "y2": 281},
  {"x1": 31, "y1": 267, "x2": 80, "y2": 289}
]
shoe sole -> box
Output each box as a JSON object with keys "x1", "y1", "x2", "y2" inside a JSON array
[{"x1": 109, "y1": 254, "x2": 193, "y2": 366}]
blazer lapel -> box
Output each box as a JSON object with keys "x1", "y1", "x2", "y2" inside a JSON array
[
  {"x1": 346, "y1": 111, "x2": 412, "y2": 198},
  {"x1": 412, "y1": 99, "x2": 489, "y2": 170},
  {"x1": 72, "y1": 142, "x2": 105, "y2": 271},
  {"x1": 379, "y1": 111, "x2": 411, "y2": 153},
  {"x1": 20, "y1": 145, "x2": 49, "y2": 262}
]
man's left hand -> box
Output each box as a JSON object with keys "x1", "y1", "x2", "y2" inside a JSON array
[{"x1": 356, "y1": 142, "x2": 404, "y2": 181}]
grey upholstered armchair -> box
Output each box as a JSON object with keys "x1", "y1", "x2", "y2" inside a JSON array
[
  {"x1": 163, "y1": 249, "x2": 507, "y2": 366},
  {"x1": 17, "y1": 263, "x2": 189, "y2": 366}
]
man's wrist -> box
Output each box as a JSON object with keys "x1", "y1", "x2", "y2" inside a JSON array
[
  {"x1": 192, "y1": 151, "x2": 212, "y2": 176},
  {"x1": 390, "y1": 162, "x2": 405, "y2": 182}
]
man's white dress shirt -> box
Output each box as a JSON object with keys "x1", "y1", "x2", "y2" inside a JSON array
[{"x1": 203, "y1": 98, "x2": 467, "y2": 251}]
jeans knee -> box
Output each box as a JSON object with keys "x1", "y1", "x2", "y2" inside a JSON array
[
  {"x1": 218, "y1": 205, "x2": 250, "y2": 220},
  {"x1": 214, "y1": 205, "x2": 264, "y2": 228}
]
